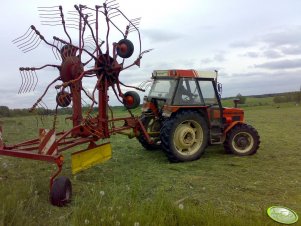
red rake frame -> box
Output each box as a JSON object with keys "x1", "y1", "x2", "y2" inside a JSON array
[{"x1": 0, "y1": 1, "x2": 153, "y2": 204}]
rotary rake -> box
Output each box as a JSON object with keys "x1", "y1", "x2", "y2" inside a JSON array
[{"x1": 0, "y1": 1, "x2": 152, "y2": 206}]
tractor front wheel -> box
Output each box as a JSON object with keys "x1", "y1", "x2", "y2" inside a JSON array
[
  {"x1": 224, "y1": 124, "x2": 260, "y2": 156},
  {"x1": 50, "y1": 176, "x2": 72, "y2": 207},
  {"x1": 160, "y1": 111, "x2": 208, "y2": 162}
]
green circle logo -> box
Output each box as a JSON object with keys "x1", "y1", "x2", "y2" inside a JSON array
[{"x1": 267, "y1": 206, "x2": 298, "y2": 224}]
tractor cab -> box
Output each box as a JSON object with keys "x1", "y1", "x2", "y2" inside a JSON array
[
  {"x1": 139, "y1": 69, "x2": 260, "y2": 162},
  {"x1": 146, "y1": 69, "x2": 219, "y2": 107}
]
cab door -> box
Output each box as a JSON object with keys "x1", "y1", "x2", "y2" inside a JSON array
[{"x1": 197, "y1": 79, "x2": 223, "y2": 144}]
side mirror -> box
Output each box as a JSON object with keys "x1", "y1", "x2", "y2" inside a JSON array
[
  {"x1": 217, "y1": 83, "x2": 222, "y2": 95},
  {"x1": 233, "y1": 99, "x2": 240, "y2": 108}
]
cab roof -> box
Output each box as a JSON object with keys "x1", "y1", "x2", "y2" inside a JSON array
[{"x1": 152, "y1": 69, "x2": 217, "y2": 79}]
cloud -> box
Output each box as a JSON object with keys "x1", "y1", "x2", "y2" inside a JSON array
[
  {"x1": 230, "y1": 26, "x2": 301, "y2": 59},
  {"x1": 214, "y1": 52, "x2": 226, "y2": 62},
  {"x1": 229, "y1": 41, "x2": 255, "y2": 48},
  {"x1": 242, "y1": 51, "x2": 259, "y2": 58},
  {"x1": 141, "y1": 28, "x2": 184, "y2": 44},
  {"x1": 262, "y1": 27, "x2": 301, "y2": 47},
  {"x1": 220, "y1": 69, "x2": 301, "y2": 97},
  {"x1": 201, "y1": 58, "x2": 213, "y2": 64},
  {"x1": 280, "y1": 45, "x2": 301, "y2": 55},
  {"x1": 262, "y1": 49, "x2": 283, "y2": 59},
  {"x1": 255, "y1": 59, "x2": 301, "y2": 69}
]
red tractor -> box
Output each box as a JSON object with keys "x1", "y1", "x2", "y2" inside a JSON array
[{"x1": 138, "y1": 69, "x2": 260, "y2": 162}]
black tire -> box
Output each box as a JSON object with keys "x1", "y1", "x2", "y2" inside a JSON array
[
  {"x1": 224, "y1": 124, "x2": 260, "y2": 156},
  {"x1": 137, "y1": 115, "x2": 161, "y2": 150},
  {"x1": 56, "y1": 91, "x2": 72, "y2": 107},
  {"x1": 50, "y1": 176, "x2": 72, "y2": 207},
  {"x1": 160, "y1": 111, "x2": 209, "y2": 162},
  {"x1": 124, "y1": 91, "x2": 140, "y2": 109},
  {"x1": 116, "y1": 39, "x2": 134, "y2": 58}
]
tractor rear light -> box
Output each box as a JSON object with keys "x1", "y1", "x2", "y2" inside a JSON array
[{"x1": 162, "y1": 107, "x2": 172, "y2": 117}]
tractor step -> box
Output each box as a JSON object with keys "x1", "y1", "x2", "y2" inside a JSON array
[
  {"x1": 210, "y1": 132, "x2": 223, "y2": 144},
  {"x1": 211, "y1": 141, "x2": 223, "y2": 144}
]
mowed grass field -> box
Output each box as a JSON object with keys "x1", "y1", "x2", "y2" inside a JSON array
[{"x1": 0, "y1": 102, "x2": 300, "y2": 226}]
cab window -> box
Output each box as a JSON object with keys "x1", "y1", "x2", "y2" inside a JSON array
[
  {"x1": 198, "y1": 80, "x2": 218, "y2": 105},
  {"x1": 173, "y1": 78, "x2": 204, "y2": 105}
]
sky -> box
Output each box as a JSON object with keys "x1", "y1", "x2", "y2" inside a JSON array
[{"x1": 0, "y1": 0, "x2": 301, "y2": 109}]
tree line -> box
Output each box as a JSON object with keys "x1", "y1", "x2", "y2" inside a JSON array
[
  {"x1": 0, "y1": 106, "x2": 73, "y2": 117},
  {"x1": 0, "y1": 105, "x2": 127, "y2": 118},
  {"x1": 273, "y1": 91, "x2": 301, "y2": 104}
]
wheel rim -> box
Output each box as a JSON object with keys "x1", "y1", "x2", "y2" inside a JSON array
[
  {"x1": 173, "y1": 120, "x2": 203, "y2": 155},
  {"x1": 232, "y1": 132, "x2": 254, "y2": 153}
]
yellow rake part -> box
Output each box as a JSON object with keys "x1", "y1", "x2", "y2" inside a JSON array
[{"x1": 71, "y1": 142, "x2": 112, "y2": 174}]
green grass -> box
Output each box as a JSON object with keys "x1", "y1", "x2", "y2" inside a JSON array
[{"x1": 0, "y1": 103, "x2": 301, "y2": 226}]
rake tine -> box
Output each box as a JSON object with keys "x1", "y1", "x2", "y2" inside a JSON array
[
  {"x1": 23, "y1": 38, "x2": 42, "y2": 53},
  {"x1": 18, "y1": 69, "x2": 25, "y2": 94},
  {"x1": 65, "y1": 18, "x2": 79, "y2": 22},
  {"x1": 52, "y1": 38, "x2": 62, "y2": 60},
  {"x1": 130, "y1": 21, "x2": 140, "y2": 26},
  {"x1": 27, "y1": 68, "x2": 34, "y2": 93},
  {"x1": 108, "y1": 3, "x2": 119, "y2": 8},
  {"x1": 28, "y1": 70, "x2": 35, "y2": 92},
  {"x1": 21, "y1": 69, "x2": 29, "y2": 93},
  {"x1": 128, "y1": 28, "x2": 139, "y2": 33},
  {"x1": 37, "y1": 9, "x2": 60, "y2": 12},
  {"x1": 39, "y1": 16, "x2": 61, "y2": 19},
  {"x1": 40, "y1": 19, "x2": 62, "y2": 23},
  {"x1": 39, "y1": 12, "x2": 60, "y2": 16},
  {"x1": 33, "y1": 70, "x2": 39, "y2": 92},
  {"x1": 38, "y1": 5, "x2": 60, "y2": 9},
  {"x1": 131, "y1": 17, "x2": 141, "y2": 22},
  {"x1": 22, "y1": 70, "x2": 29, "y2": 93},
  {"x1": 108, "y1": 11, "x2": 119, "y2": 17},
  {"x1": 18, "y1": 34, "x2": 38, "y2": 52},
  {"x1": 106, "y1": 0, "x2": 117, "y2": 6},
  {"x1": 67, "y1": 11, "x2": 79, "y2": 16},
  {"x1": 12, "y1": 27, "x2": 33, "y2": 44},
  {"x1": 26, "y1": 69, "x2": 33, "y2": 93},
  {"x1": 51, "y1": 39, "x2": 58, "y2": 60},
  {"x1": 65, "y1": 25, "x2": 79, "y2": 30},
  {"x1": 26, "y1": 70, "x2": 33, "y2": 93},
  {"x1": 16, "y1": 31, "x2": 35, "y2": 48},
  {"x1": 20, "y1": 36, "x2": 39, "y2": 52},
  {"x1": 109, "y1": 14, "x2": 121, "y2": 19},
  {"x1": 41, "y1": 23, "x2": 63, "y2": 26}
]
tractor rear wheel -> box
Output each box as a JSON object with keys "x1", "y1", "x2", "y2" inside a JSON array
[
  {"x1": 137, "y1": 115, "x2": 161, "y2": 150},
  {"x1": 224, "y1": 124, "x2": 260, "y2": 156},
  {"x1": 160, "y1": 111, "x2": 208, "y2": 162},
  {"x1": 50, "y1": 176, "x2": 72, "y2": 207}
]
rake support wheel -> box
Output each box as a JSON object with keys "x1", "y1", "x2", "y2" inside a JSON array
[
  {"x1": 50, "y1": 176, "x2": 72, "y2": 207},
  {"x1": 116, "y1": 39, "x2": 134, "y2": 59},
  {"x1": 123, "y1": 91, "x2": 140, "y2": 109}
]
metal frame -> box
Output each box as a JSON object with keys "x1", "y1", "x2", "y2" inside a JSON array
[{"x1": 1, "y1": 1, "x2": 151, "y2": 189}]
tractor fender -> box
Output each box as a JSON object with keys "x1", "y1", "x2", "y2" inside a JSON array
[{"x1": 222, "y1": 121, "x2": 244, "y2": 143}]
